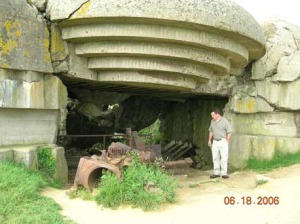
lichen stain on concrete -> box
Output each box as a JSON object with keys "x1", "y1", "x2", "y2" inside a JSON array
[
  {"x1": 236, "y1": 98, "x2": 255, "y2": 113},
  {"x1": 236, "y1": 100, "x2": 243, "y2": 112},
  {"x1": 1, "y1": 63, "x2": 9, "y2": 68},
  {"x1": 44, "y1": 39, "x2": 50, "y2": 49},
  {"x1": 43, "y1": 37, "x2": 51, "y2": 62},
  {"x1": 72, "y1": 1, "x2": 91, "y2": 18},
  {"x1": 0, "y1": 38, "x2": 18, "y2": 55},
  {"x1": 0, "y1": 20, "x2": 22, "y2": 55},
  {"x1": 42, "y1": 27, "x2": 52, "y2": 63},
  {"x1": 15, "y1": 30, "x2": 22, "y2": 37},
  {"x1": 24, "y1": 51, "x2": 31, "y2": 58},
  {"x1": 51, "y1": 27, "x2": 66, "y2": 56},
  {"x1": 44, "y1": 53, "x2": 51, "y2": 62},
  {"x1": 246, "y1": 98, "x2": 255, "y2": 112}
]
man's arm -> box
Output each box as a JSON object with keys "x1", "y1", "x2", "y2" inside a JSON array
[
  {"x1": 208, "y1": 132, "x2": 213, "y2": 147},
  {"x1": 226, "y1": 133, "x2": 231, "y2": 143},
  {"x1": 225, "y1": 118, "x2": 232, "y2": 143}
]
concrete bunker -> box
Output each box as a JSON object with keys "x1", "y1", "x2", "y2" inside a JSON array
[
  {"x1": 11, "y1": 1, "x2": 300, "y2": 186},
  {"x1": 48, "y1": 0, "x2": 265, "y2": 179}
]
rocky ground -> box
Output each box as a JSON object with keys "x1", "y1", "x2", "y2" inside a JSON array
[{"x1": 43, "y1": 164, "x2": 300, "y2": 224}]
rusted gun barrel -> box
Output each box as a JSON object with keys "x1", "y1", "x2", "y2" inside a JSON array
[
  {"x1": 164, "y1": 157, "x2": 193, "y2": 169},
  {"x1": 108, "y1": 142, "x2": 157, "y2": 162},
  {"x1": 72, "y1": 156, "x2": 122, "y2": 192},
  {"x1": 108, "y1": 142, "x2": 135, "y2": 158}
]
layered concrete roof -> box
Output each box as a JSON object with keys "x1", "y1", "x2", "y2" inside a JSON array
[{"x1": 49, "y1": 0, "x2": 266, "y2": 94}]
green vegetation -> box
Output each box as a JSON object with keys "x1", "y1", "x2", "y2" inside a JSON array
[
  {"x1": 138, "y1": 119, "x2": 162, "y2": 145},
  {"x1": 256, "y1": 179, "x2": 269, "y2": 186},
  {"x1": 0, "y1": 161, "x2": 72, "y2": 224},
  {"x1": 37, "y1": 146, "x2": 56, "y2": 177},
  {"x1": 68, "y1": 187, "x2": 94, "y2": 201},
  {"x1": 246, "y1": 151, "x2": 300, "y2": 172},
  {"x1": 94, "y1": 152, "x2": 178, "y2": 211},
  {"x1": 37, "y1": 146, "x2": 63, "y2": 188}
]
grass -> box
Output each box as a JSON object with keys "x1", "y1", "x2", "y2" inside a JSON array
[
  {"x1": 246, "y1": 151, "x2": 300, "y2": 172},
  {"x1": 37, "y1": 146, "x2": 65, "y2": 189},
  {"x1": 68, "y1": 186, "x2": 94, "y2": 201},
  {"x1": 37, "y1": 147, "x2": 56, "y2": 177},
  {"x1": 256, "y1": 179, "x2": 269, "y2": 186},
  {"x1": 0, "y1": 161, "x2": 73, "y2": 224},
  {"x1": 94, "y1": 152, "x2": 179, "y2": 211}
]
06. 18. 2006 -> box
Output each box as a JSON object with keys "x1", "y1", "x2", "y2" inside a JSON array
[{"x1": 224, "y1": 196, "x2": 279, "y2": 205}]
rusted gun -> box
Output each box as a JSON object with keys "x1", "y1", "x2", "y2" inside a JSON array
[{"x1": 71, "y1": 129, "x2": 193, "y2": 192}]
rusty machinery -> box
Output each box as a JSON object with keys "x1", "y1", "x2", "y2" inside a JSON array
[{"x1": 71, "y1": 128, "x2": 193, "y2": 192}]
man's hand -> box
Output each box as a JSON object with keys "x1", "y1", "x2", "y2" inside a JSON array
[{"x1": 208, "y1": 140, "x2": 212, "y2": 148}]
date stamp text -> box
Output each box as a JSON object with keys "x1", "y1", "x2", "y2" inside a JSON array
[{"x1": 224, "y1": 196, "x2": 279, "y2": 205}]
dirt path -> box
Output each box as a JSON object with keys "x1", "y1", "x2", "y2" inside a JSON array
[{"x1": 43, "y1": 164, "x2": 300, "y2": 224}]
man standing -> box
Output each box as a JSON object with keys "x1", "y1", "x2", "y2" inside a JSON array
[{"x1": 208, "y1": 108, "x2": 232, "y2": 179}]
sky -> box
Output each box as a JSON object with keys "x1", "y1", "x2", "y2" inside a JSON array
[{"x1": 232, "y1": 0, "x2": 300, "y2": 27}]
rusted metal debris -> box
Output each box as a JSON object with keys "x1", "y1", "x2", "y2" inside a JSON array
[
  {"x1": 164, "y1": 157, "x2": 193, "y2": 169},
  {"x1": 71, "y1": 128, "x2": 193, "y2": 192},
  {"x1": 108, "y1": 142, "x2": 157, "y2": 163},
  {"x1": 72, "y1": 156, "x2": 122, "y2": 192}
]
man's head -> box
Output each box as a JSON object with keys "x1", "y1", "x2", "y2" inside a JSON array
[{"x1": 211, "y1": 108, "x2": 221, "y2": 121}]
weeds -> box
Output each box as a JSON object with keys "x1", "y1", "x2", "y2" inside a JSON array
[
  {"x1": 95, "y1": 152, "x2": 178, "y2": 211},
  {"x1": 37, "y1": 146, "x2": 56, "y2": 177},
  {"x1": 0, "y1": 161, "x2": 72, "y2": 224},
  {"x1": 246, "y1": 151, "x2": 300, "y2": 172},
  {"x1": 36, "y1": 146, "x2": 63, "y2": 188},
  {"x1": 256, "y1": 179, "x2": 268, "y2": 186},
  {"x1": 68, "y1": 186, "x2": 94, "y2": 200}
]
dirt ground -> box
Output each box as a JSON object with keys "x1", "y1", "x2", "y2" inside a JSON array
[{"x1": 43, "y1": 164, "x2": 300, "y2": 224}]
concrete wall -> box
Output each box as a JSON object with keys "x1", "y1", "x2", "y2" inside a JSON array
[
  {"x1": 0, "y1": 108, "x2": 59, "y2": 147},
  {"x1": 0, "y1": 0, "x2": 52, "y2": 72},
  {"x1": 227, "y1": 19, "x2": 300, "y2": 168},
  {"x1": 0, "y1": 1, "x2": 68, "y2": 148}
]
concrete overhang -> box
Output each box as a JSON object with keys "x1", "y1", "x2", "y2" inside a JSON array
[{"x1": 49, "y1": 0, "x2": 266, "y2": 97}]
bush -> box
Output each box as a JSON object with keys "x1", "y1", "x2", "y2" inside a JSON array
[
  {"x1": 37, "y1": 147, "x2": 56, "y2": 177},
  {"x1": 95, "y1": 152, "x2": 178, "y2": 210}
]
